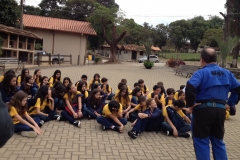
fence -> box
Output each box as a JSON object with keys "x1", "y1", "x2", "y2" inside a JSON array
[{"x1": 36, "y1": 53, "x2": 72, "y2": 66}]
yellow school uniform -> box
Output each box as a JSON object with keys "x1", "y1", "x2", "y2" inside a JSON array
[
  {"x1": 102, "y1": 84, "x2": 112, "y2": 94},
  {"x1": 114, "y1": 96, "x2": 130, "y2": 110},
  {"x1": 134, "y1": 104, "x2": 147, "y2": 112},
  {"x1": 28, "y1": 98, "x2": 52, "y2": 115},
  {"x1": 63, "y1": 91, "x2": 81, "y2": 100},
  {"x1": 162, "y1": 106, "x2": 185, "y2": 119},
  {"x1": 102, "y1": 103, "x2": 123, "y2": 118},
  {"x1": 17, "y1": 76, "x2": 22, "y2": 83},
  {"x1": 89, "y1": 78, "x2": 101, "y2": 89},
  {"x1": 0, "y1": 75, "x2": 4, "y2": 82},
  {"x1": 9, "y1": 106, "x2": 27, "y2": 124},
  {"x1": 35, "y1": 76, "x2": 40, "y2": 86},
  {"x1": 80, "y1": 91, "x2": 88, "y2": 99},
  {"x1": 49, "y1": 77, "x2": 61, "y2": 87},
  {"x1": 174, "y1": 92, "x2": 179, "y2": 100},
  {"x1": 141, "y1": 85, "x2": 149, "y2": 95},
  {"x1": 115, "y1": 86, "x2": 132, "y2": 96}
]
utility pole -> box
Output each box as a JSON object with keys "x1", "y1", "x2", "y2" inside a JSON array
[{"x1": 20, "y1": 0, "x2": 24, "y2": 29}]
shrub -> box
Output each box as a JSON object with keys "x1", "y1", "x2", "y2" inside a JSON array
[
  {"x1": 94, "y1": 57, "x2": 102, "y2": 63},
  {"x1": 144, "y1": 60, "x2": 154, "y2": 67},
  {"x1": 166, "y1": 59, "x2": 185, "y2": 67},
  {"x1": 183, "y1": 58, "x2": 200, "y2": 61}
]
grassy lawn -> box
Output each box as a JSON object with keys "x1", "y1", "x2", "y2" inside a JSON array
[{"x1": 158, "y1": 52, "x2": 240, "y2": 63}]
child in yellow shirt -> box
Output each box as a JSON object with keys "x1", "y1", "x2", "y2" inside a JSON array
[{"x1": 48, "y1": 70, "x2": 62, "y2": 87}]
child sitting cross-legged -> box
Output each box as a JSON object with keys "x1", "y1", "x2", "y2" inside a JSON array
[
  {"x1": 161, "y1": 100, "x2": 191, "y2": 138},
  {"x1": 128, "y1": 98, "x2": 163, "y2": 139},
  {"x1": 97, "y1": 100, "x2": 127, "y2": 133}
]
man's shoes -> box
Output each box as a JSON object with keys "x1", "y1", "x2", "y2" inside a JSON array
[
  {"x1": 128, "y1": 130, "x2": 138, "y2": 139},
  {"x1": 21, "y1": 131, "x2": 37, "y2": 138},
  {"x1": 179, "y1": 132, "x2": 191, "y2": 138},
  {"x1": 73, "y1": 121, "x2": 81, "y2": 128}
]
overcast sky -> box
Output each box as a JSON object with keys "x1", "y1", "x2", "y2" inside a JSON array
[{"x1": 24, "y1": 0, "x2": 226, "y2": 26}]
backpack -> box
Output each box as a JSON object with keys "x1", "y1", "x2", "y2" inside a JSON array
[
  {"x1": 166, "y1": 107, "x2": 185, "y2": 129},
  {"x1": 165, "y1": 97, "x2": 176, "y2": 106}
]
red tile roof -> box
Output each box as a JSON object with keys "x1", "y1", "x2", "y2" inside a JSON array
[
  {"x1": 121, "y1": 44, "x2": 146, "y2": 51},
  {"x1": 0, "y1": 24, "x2": 42, "y2": 39},
  {"x1": 151, "y1": 45, "x2": 161, "y2": 51},
  {"x1": 23, "y1": 14, "x2": 97, "y2": 36}
]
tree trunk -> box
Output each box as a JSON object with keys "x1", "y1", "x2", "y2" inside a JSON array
[
  {"x1": 232, "y1": 44, "x2": 240, "y2": 68},
  {"x1": 109, "y1": 44, "x2": 117, "y2": 63}
]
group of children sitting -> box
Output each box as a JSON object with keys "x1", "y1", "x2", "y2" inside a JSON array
[{"x1": 0, "y1": 68, "x2": 209, "y2": 139}]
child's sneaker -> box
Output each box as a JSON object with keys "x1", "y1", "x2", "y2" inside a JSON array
[
  {"x1": 138, "y1": 131, "x2": 142, "y2": 136},
  {"x1": 102, "y1": 125, "x2": 106, "y2": 131},
  {"x1": 128, "y1": 130, "x2": 138, "y2": 139},
  {"x1": 179, "y1": 132, "x2": 191, "y2": 138},
  {"x1": 39, "y1": 120, "x2": 44, "y2": 127},
  {"x1": 73, "y1": 121, "x2": 81, "y2": 128},
  {"x1": 21, "y1": 131, "x2": 37, "y2": 138},
  {"x1": 112, "y1": 126, "x2": 120, "y2": 132},
  {"x1": 166, "y1": 130, "x2": 170, "y2": 136},
  {"x1": 54, "y1": 115, "x2": 62, "y2": 121}
]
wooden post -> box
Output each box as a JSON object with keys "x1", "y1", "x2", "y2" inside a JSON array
[
  {"x1": 77, "y1": 55, "x2": 80, "y2": 65},
  {"x1": 58, "y1": 54, "x2": 60, "y2": 66},
  {"x1": 37, "y1": 52, "x2": 40, "y2": 66},
  {"x1": 70, "y1": 55, "x2": 72, "y2": 65},
  {"x1": 49, "y1": 54, "x2": 52, "y2": 66}
]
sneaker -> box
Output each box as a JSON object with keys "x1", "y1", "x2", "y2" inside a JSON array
[
  {"x1": 138, "y1": 131, "x2": 142, "y2": 136},
  {"x1": 54, "y1": 115, "x2": 62, "y2": 121},
  {"x1": 73, "y1": 121, "x2": 81, "y2": 128},
  {"x1": 112, "y1": 126, "x2": 120, "y2": 132},
  {"x1": 128, "y1": 130, "x2": 138, "y2": 139},
  {"x1": 39, "y1": 120, "x2": 44, "y2": 127},
  {"x1": 166, "y1": 130, "x2": 170, "y2": 136},
  {"x1": 179, "y1": 133, "x2": 191, "y2": 138},
  {"x1": 88, "y1": 115, "x2": 91, "y2": 120},
  {"x1": 102, "y1": 125, "x2": 106, "y2": 131},
  {"x1": 21, "y1": 131, "x2": 37, "y2": 138}
]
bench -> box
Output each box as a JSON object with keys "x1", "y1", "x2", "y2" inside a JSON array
[
  {"x1": 0, "y1": 58, "x2": 25, "y2": 73},
  {"x1": 175, "y1": 65, "x2": 200, "y2": 78}
]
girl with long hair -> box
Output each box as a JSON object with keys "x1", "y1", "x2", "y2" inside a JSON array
[
  {"x1": 0, "y1": 73, "x2": 19, "y2": 103},
  {"x1": 89, "y1": 73, "x2": 101, "y2": 91},
  {"x1": 0, "y1": 69, "x2": 15, "y2": 82},
  {"x1": 114, "y1": 85, "x2": 131, "y2": 115},
  {"x1": 53, "y1": 83, "x2": 66, "y2": 110},
  {"x1": 17, "y1": 68, "x2": 29, "y2": 87},
  {"x1": 33, "y1": 69, "x2": 42, "y2": 87},
  {"x1": 77, "y1": 81, "x2": 88, "y2": 105},
  {"x1": 131, "y1": 87, "x2": 142, "y2": 107},
  {"x1": 28, "y1": 85, "x2": 57, "y2": 122},
  {"x1": 63, "y1": 77, "x2": 72, "y2": 88},
  {"x1": 20, "y1": 75, "x2": 38, "y2": 98},
  {"x1": 8, "y1": 91, "x2": 42, "y2": 138},
  {"x1": 58, "y1": 83, "x2": 84, "y2": 127},
  {"x1": 85, "y1": 89, "x2": 102, "y2": 119},
  {"x1": 40, "y1": 76, "x2": 49, "y2": 86},
  {"x1": 49, "y1": 70, "x2": 61, "y2": 87}
]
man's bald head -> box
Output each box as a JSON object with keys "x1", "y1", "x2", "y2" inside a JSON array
[{"x1": 201, "y1": 48, "x2": 217, "y2": 64}]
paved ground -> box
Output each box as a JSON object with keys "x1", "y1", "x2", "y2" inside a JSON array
[{"x1": 1, "y1": 62, "x2": 240, "y2": 160}]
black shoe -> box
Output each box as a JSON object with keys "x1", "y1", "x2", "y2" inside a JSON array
[
  {"x1": 38, "y1": 120, "x2": 44, "y2": 127},
  {"x1": 102, "y1": 125, "x2": 106, "y2": 131},
  {"x1": 88, "y1": 115, "x2": 91, "y2": 120},
  {"x1": 112, "y1": 126, "x2": 120, "y2": 132},
  {"x1": 138, "y1": 131, "x2": 142, "y2": 136},
  {"x1": 179, "y1": 133, "x2": 191, "y2": 138},
  {"x1": 128, "y1": 130, "x2": 138, "y2": 139},
  {"x1": 73, "y1": 121, "x2": 81, "y2": 128}
]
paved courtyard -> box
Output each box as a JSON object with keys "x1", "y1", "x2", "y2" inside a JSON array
[{"x1": 1, "y1": 62, "x2": 240, "y2": 160}]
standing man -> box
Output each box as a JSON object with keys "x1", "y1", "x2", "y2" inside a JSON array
[{"x1": 185, "y1": 48, "x2": 240, "y2": 160}]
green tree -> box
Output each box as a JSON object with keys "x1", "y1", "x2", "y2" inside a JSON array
[
  {"x1": 39, "y1": 0, "x2": 66, "y2": 18},
  {"x1": 0, "y1": 0, "x2": 20, "y2": 27},
  {"x1": 187, "y1": 20, "x2": 209, "y2": 51},
  {"x1": 214, "y1": 35, "x2": 240, "y2": 67},
  {"x1": 200, "y1": 28, "x2": 223, "y2": 47},
  {"x1": 23, "y1": 5, "x2": 41, "y2": 15},
  {"x1": 208, "y1": 15, "x2": 224, "y2": 29},
  {"x1": 168, "y1": 20, "x2": 191, "y2": 50},
  {"x1": 152, "y1": 24, "x2": 168, "y2": 48}
]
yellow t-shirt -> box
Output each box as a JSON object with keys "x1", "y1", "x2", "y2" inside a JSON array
[
  {"x1": 80, "y1": 91, "x2": 88, "y2": 99},
  {"x1": 28, "y1": 98, "x2": 52, "y2": 115},
  {"x1": 115, "y1": 86, "x2": 132, "y2": 96},
  {"x1": 162, "y1": 106, "x2": 185, "y2": 118},
  {"x1": 174, "y1": 92, "x2": 179, "y2": 100},
  {"x1": 63, "y1": 91, "x2": 81, "y2": 100},
  {"x1": 49, "y1": 77, "x2": 61, "y2": 87},
  {"x1": 89, "y1": 78, "x2": 101, "y2": 89},
  {"x1": 147, "y1": 92, "x2": 165, "y2": 104},
  {"x1": 102, "y1": 84, "x2": 112, "y2": 94},
  {"x1": 114, "y1": 96, "x2": 130, "y2": 109},
  {"x1": 141, "y1": 85, "x2": 149, "y2": 95},
  {"x1": 134, "y1": 104, "x2": 147, "y2": 112},
  {"x1": 102, "y1": 103, "x2": 123, "y2": 118},
  {"x1": 0, "y1": 75, "x2": 4, "y2": 82},
  {"x1": 9, "y1": 106, "x2": 27, "y2": 124},
  {"x1": 17, "y1": 76, "x2": 22, "y2": 83},
  {"x1": 35, "y1": 76, "x2": 40, "y2": 86}
]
